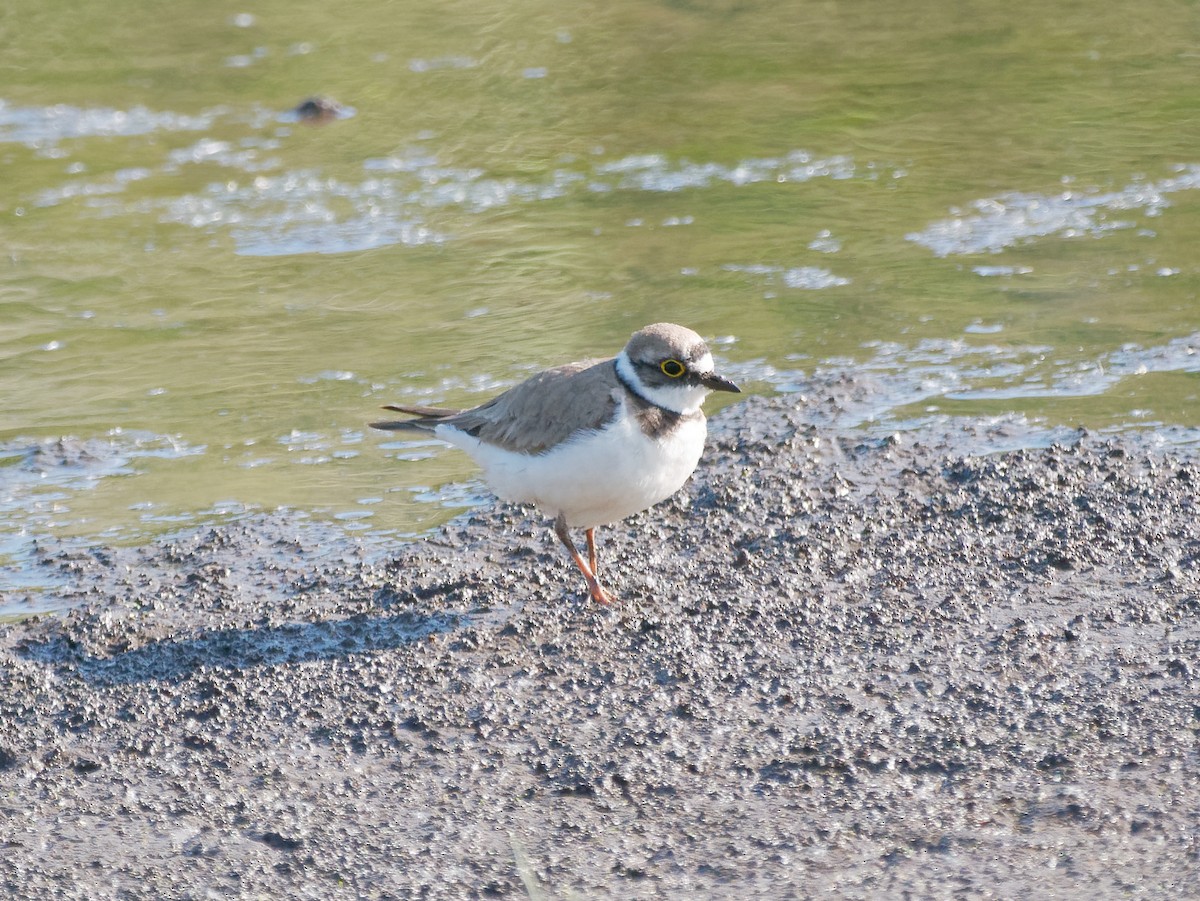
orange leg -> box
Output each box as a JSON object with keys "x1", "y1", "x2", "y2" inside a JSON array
[
  {"x1": 586, "y1": 527, "x2": 599, "y2": 579},
  {"x1": 553, "y1": 514, "x2": 612, "y2": 604}
]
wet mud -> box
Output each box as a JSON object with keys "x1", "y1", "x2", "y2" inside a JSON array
[{"x1": 2, "y1": 387, "x2": 1198, "y2": 898}]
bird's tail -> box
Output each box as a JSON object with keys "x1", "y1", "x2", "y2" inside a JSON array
[{"x1": 369, "y1": 404, "x2": 463, "y2": 432}]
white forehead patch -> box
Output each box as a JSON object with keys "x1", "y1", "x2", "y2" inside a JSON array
[{"x1": 692, "y1": 350, "x2": 715, "y2": 373}]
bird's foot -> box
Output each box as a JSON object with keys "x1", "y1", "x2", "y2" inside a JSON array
[{"x1": 587, "y1": 582, "x2": 615, "y2": 605}]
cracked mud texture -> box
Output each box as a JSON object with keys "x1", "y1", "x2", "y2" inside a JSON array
[{"x1": 2, "y1": 389, "x2": 1199, "y2": 899}]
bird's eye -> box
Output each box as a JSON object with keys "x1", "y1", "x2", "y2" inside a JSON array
[{"x1": 660, "y1": 359, "x2": 686, "y2": 378}]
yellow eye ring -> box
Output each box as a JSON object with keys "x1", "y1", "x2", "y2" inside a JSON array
[{"x1": 660, "y1": 359, "x2": 686, "y2": 378}]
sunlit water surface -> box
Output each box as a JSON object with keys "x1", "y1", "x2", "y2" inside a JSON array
[{"x1": 2, "y1": 0, "x2": 1199, "y2": 612}]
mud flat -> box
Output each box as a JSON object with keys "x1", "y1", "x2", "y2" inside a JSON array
[{"x1": 2, "y1": 384, "x2": 1198, "y2": 899}]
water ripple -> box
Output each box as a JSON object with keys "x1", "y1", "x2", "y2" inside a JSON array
[
  {"x1": 908, "y1": 165, "x2": 1200, "y2": 256},
  {"x1": 8, "y1": 96, "x2": 863, "y2": 256}
]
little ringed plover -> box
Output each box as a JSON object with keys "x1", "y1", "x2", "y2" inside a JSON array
[{"x1": 371, "y1": 322, "x2": 740, "y2": 604}]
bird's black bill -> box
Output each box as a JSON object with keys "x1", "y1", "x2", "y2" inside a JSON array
[{"x1": 700, "y1": 372, "x2": 741, "y2": 393}]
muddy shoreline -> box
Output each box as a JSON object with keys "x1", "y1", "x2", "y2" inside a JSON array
[{"x1": 2, "y1": 388, "x2": 1198, "y2": 898}]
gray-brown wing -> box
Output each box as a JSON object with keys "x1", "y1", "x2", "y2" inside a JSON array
[{"x1": 443, "y1": 358, "x2": 621, "y2": 454}]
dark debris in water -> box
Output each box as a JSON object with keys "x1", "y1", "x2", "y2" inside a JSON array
[
  {"x1": 2, "y1": 389, "x2": 1199, "y2": 897},
  {"x1": 287, "y1": 96, "x2": 352, "y2": 124}
]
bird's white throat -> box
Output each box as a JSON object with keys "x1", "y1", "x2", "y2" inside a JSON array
[{"x1": 615, "y1": 349, "x2": 713, "y2": 415}]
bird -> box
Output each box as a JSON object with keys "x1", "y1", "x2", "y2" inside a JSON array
[{"x1": 370, "y1": 322, "x2": 740, "y2": 604}]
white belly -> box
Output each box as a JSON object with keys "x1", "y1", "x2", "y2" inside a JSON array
[{"x1": 438, "y1": 410, "x2": 708, "y2": 528}]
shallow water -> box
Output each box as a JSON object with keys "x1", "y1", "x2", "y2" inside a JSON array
[{"x1": 2, "y1": 0, "x2": 1199, "y2": 612}]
